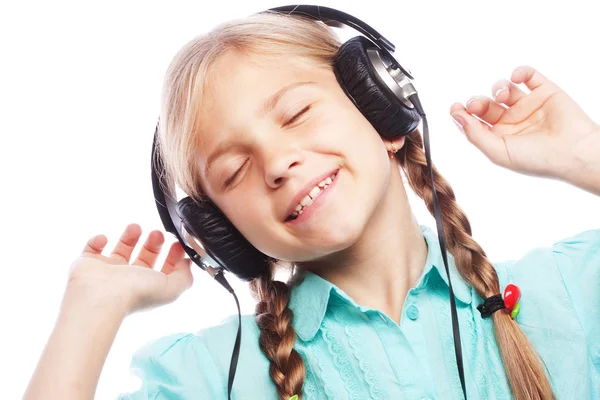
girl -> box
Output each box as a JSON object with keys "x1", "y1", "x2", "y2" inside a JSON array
[{"x1": 24, "y1": 9, "x2": 600, "y2": 400}]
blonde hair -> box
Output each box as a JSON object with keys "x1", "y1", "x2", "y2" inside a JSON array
[{"x1": 156, "y1": 10, "x2": 556, "y2": 400}]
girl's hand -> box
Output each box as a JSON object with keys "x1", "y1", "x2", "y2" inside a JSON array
[
  {"x1": 449, "y1": 65, "x2": 600, "y2": 180},
  {"x1": 67, "y1": 223, "x2": 194, "y2": 315}
]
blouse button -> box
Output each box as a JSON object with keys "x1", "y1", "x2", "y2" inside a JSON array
[{"x1": 407, "y1": 305, "x2": 419, "y2": 320}]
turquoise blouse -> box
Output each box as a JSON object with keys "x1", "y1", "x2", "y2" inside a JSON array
[{"x1": 117, "y1": 224, "x2": 600, "y2": 399}]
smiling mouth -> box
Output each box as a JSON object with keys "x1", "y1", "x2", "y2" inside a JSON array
[{"x1": 285, "y1": 170, "x2": 338, "y2": 222}]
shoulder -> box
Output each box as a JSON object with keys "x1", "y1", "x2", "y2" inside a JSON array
[
  {"x1": 492, "y1": 228, "x2": 600, "y2": 288},
  {"x1": 551, "y1": 228, "x2": 600, "y2": 265},
  {"x1": 133, "y1": 313, "x2": 265, "y2": 376},
  {"x1": 193, "y1": 314, "x2": 270, "y2": 378},
  {"x1": 488, "y1": 228, "x2": 600, "y2": 328},
  {"x1": 120, "y1": 314, "x2": 273, "y2": 399},
  {"x1": 119, "y1": 329, "x2": 223, "y2": 399}
]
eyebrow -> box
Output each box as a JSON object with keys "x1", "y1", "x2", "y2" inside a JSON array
[
  {"x1": 261, "y1": 81, "x2": 316, "y2": 116},
  {"x1": 204, "y1": 81, "x2": 316, "y2": 177}
]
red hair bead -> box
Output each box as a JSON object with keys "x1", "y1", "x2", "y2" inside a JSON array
[{"x1": 503, "y1": 283, "x2": 521, "y2": 311}]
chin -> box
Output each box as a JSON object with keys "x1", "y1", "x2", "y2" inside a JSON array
[
  {"x1": 308, "y1": 215, "x2": 368, "y2": 258},
  {"x1": 269, "y1": 219, "x2": 364, "y2": 262}
]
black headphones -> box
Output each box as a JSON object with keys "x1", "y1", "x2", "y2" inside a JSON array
[{"x1": 151, "y1": 5, "x2": 467, "y2": 399}]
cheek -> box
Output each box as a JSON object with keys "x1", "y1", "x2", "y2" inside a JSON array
[
  {"x1": 332, "y1": 106, "x2": 388, "y2": 165},
  {"x1": 328, "y1": 91, "x2": 382, "y2": 142},
  {"x1": 223, "y1": 199, "x2": 265, "y2": 228},
  {"x1": 226, "y1": 207, "x2": 288, "y2": 259},
  {"x1": 317, "y1": 106, "x2": 374, "y2": 150},
  {"x1": 219, "y1": 194, "x2": 274, "y2": 246}
]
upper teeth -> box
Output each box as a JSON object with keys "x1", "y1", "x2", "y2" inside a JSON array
[{"x1": 291, "y1": 174, "x2": 336, "y2": 217}]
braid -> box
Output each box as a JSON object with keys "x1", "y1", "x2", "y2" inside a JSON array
[
  {"x1": 250, "y1": 271, "x2": 306, "y2": 399},
  {"x1": 397, "y1": 129, "x2": 556, "y2": 400}
]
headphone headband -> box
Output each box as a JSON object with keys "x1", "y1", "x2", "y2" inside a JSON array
[
  {"x1": 267, "y1": 5, "x2": 413, "y2": 80},
  {"x1": 268, "y1": 5, "x2": 395, "y2": 52}
]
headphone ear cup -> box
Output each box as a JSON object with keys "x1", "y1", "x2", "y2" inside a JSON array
[
  {"x1": 334, "y1": 36, "x2": 421, "y2": 139},
  {"x1": 177, "y1": 197, "x2": 271, "y2": 281}
]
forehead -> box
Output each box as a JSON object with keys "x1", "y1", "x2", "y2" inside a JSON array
[
  {"x1": 195, "y1": 51, "x2": 332, "y2": 159},
  {"x1": 200, "y1": 50, "x2": 328, "y2": 123}
]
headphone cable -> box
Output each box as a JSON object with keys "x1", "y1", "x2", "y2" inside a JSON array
[
  {"x1": 213, "y1": 271, "x2": 241, "y2": 400},
  {"x1": 409, "y1": 93, "x2": 467, "y2": 400}
]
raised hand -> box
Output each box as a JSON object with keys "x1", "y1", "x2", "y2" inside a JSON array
[
  {"x1": 449, "y1": 65, "x2": 599, "y2": 181},
  {"x1": 68, "y1": 223, "x2": 194, "y2": 315}
]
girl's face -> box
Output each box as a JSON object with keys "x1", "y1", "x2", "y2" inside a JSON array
[{"x1": 195, "y1": 50, "x2": 398, "y2": 263}]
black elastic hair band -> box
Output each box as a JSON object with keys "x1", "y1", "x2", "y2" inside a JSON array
[{"x1": 476, "y1": 294, "x2": 505, "y2": 318}]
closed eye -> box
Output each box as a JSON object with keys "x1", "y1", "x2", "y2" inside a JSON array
[
  {"x1": 283, "y1": 105, "x2": 311, "y2": 127},
  {"x1": 223, "y1": 160, "x2": 247, "y2": 188}
]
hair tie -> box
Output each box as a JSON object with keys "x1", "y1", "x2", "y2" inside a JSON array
[
  {"x1": 477, "y1": 283, "x2": 521, "y2": 319},
  {"x1": 476, "y1": 293, "x2": 505, "y2": 318}
]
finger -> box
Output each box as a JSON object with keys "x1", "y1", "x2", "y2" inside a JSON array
[
  {"x1": 132, "y1": 230, "x2": 165, "y2": 268},
  {"x1": 160, "y1": 241, "x2": 186, "y2": 275},
  {"x1": 462, "y1": 96, "x2": 506, "y2": 126},
  {"x1": 450, "y1": 109, "x2": 511, "y2": 168},
  {"x1": 82, "y1": 234, "x2": 108, "y2": 256},
  {"x1": 159, "y1": 258, "x2": 194, "y2": 303},
  {"x1": 110, "y1": 223, "x2": 142, "y2": 263},
  {"x1": 492, "y1": 79, "x2": 527, "y2": 107},
  {"x1": 510, "y1": 65, "x2": 558, "y2": 92}
]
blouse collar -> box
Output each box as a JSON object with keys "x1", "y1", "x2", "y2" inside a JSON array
[{"x1": 288, "y1": 224, "x2": 473, "y2": 341}]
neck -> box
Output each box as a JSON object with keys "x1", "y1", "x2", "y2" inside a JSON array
[{"x1": 301, "y1": 163, "x2": 428, "y2": 325}]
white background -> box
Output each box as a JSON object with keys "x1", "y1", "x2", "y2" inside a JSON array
[{"x1": 2, "y1": 0, "x2": 599, "y2": 398}]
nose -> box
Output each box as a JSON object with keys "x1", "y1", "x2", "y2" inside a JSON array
[{"x1": 264, "y1": 147, "x2": 304, "y2": 189}]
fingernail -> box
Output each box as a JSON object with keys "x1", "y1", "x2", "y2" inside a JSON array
[
  {"x1": 451, "y1": 113, "x2": 465, "y2": 131},
  {"x1": 493, "y1": 87, "x2": 506, "y2": 99},
  {"x1": 466, "y1": 97, "x2": 477, "y2": 107},
  {"x1": 513, "y1": 67, "x2": 526, "y2": 81}
]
